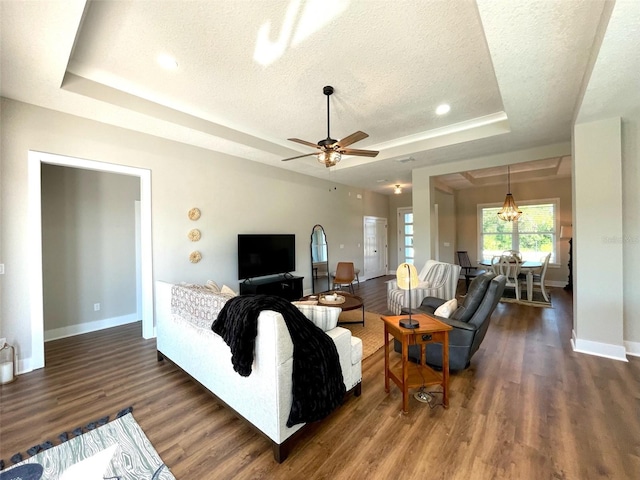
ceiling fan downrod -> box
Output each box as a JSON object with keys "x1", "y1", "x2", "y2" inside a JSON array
[{"x1": 323, "y1": 85, "x2": 335, "y2": 144}]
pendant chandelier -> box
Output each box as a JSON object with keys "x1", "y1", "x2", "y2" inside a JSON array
[{"x1": 497, "y1": 165, "x2": 522, "y2": 222}]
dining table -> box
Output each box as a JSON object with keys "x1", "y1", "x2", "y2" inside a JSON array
[{"x1": 479, "y1": 258, "x2": 542, "y2": 302}]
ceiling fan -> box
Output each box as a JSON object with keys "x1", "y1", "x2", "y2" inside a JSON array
[{"x1": 282, "y1": 85, "x2": 379, "y2": 167}]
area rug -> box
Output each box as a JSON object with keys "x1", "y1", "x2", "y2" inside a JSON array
[
  {"x1": 0, "y1": 407, "x2": 175, "y2": 480},
  {"x1": 339, "y1": 310, "x2": 391, "y2": 359},
  {"x1": 500, "y1": 286, "x2": 552, "y2": 308}
]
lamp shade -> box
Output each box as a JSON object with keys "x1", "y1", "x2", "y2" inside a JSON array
[
  {"x1": 396, "y1": 263, "x2": 418, "y2": 290},
  {"x1": 560, "y1": 225, "x2": 573, "y2": 239}
]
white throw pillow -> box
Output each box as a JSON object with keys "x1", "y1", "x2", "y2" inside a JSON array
[
  {"x1": 434, "y1": 298, "x2": 457, "y2": 318},
  {"x1": 220, "y1": 284, "x2": 237, "y2": 296},
  {"x1": 205, "y1": 280, "x2": 221, "y2": 293},
  {"x1": 292, "y1": 304, "x2": 341, "y2": 331}
]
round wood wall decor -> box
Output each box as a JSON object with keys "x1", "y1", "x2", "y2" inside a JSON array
[
  {"x1": 189, "y1": 251, "x2": 202, "y2": 263},
  {"x1": 188, "y1": 229, "x2": 201, "y2": 241},
  {"x1": 188, "y1": 208, "x2": 201, "y2": 221}
]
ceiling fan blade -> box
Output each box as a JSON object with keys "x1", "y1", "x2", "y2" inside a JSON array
[
  {"x1": 282, "y1": 152, "x2": 317, "y2": 162},
  {"x1": 337, "y1": 131, "x2": 368, "y2": 148},
  {"x1": 340, "y1": 148, "x2": 379, "y2": 157},
  {"x1": 288, "y1": 138, "x2": 319, "y2": 148}
]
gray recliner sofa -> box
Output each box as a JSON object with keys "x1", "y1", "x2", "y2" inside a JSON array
[{"x1": 395, "y1": 272, "x2": 506, "y2": 370}]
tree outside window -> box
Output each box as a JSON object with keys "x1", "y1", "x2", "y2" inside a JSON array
[{"x1": 479, "y1": 200, "x2": 558, "y2": 263}]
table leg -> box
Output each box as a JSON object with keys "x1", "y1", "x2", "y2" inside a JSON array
[
  {"x1": 442, "y1": 331, "x2": 449, "y2": 409},
  {"x1": 527, "y1": 270, "x2": 533, "y2": 301},
  {"x1": 402, "y1": 337, "x2": 409, "y2": 414},
  {"x1": 361, "y1": 304, "x2": 365, "y2": 326},
  {"x1": 384, "y1": 324, "x2": 390, "y2": 393}
]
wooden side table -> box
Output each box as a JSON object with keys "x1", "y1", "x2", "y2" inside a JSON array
[{"x1": 381, "y1": 314, "x2": 452, "y2": 414}]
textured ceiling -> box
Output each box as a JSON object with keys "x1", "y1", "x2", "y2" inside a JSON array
[{"x1": 2, "y1": 0, "x2": 638, "y2": 194}]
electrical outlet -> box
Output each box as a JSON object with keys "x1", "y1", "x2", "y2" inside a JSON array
[{"x1": 94, "y1": 303, "x2": 101, "y2": 311}]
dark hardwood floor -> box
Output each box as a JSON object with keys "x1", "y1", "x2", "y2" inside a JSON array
[{"x1": 1, "y1": 277, "x2": 639, "y2": 479}]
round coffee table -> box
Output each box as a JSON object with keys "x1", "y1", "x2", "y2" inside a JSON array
[{"x1": 299, "y1": 291, "x2": 365, "y2": 326}]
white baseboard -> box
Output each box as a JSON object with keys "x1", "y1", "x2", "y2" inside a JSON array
[
  {"x1": 571, "y1": 329, "x2": 628, "y2": 362},
  {"x1": 624, "y1": 340, "x2": 640, "y2": 357},
  {"x1": 44, "y1": 314, "x2": 140, "y2": 342}
]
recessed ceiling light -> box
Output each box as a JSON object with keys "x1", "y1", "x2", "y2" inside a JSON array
[
  {"x1": 436, "y1": 104, "x2": 450, "y2": 115},
  {"x1": 157, "y1": 53, "x2": 178, "y2": 70}
]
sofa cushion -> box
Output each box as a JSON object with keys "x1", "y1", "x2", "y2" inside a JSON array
[
  {"x1": 350, "y1": 336, "x2": 363, "y2": 365},
  {"x1": 434, "y1": 298, "x2": 457, "y2": 318},
  {"x1": 292, "y1": 304, "x2": 341, "y2": 331},
  {"x1": 453, "y1": 272, "x2": 495, "y2": 322}
]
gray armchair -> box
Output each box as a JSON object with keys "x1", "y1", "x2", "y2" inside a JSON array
[{"x1": 395, "y1": 272, "x2": 506, "y2": 370}]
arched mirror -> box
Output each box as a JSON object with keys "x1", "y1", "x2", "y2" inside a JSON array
[{"x1": 310, "y1": 224, "x2": 329, "y2": 293}]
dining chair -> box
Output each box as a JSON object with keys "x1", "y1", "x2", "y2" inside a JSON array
[
  {"x1": 532, "y1": 253, "x2": 551, "y2": 302},
  {"x1": 333, "y1": 262, "x2": 356, "y2": 294},
  {"x1": 456, "y1": 251, "x2": 486, "y2": 293},
  {"x1": 494, "y1": 254, "x2": 522, "y2": 300}
]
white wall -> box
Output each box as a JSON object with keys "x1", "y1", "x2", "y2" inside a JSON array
[
  {"x1": 41, "y1": 165, "x2": 140, "y2": 337},
  {"x1": 435, "y1": 189, "x2": 455, "y2": 264},
  {"x1": 0, "y1": 98, "x2": 389, "y2": 371},
  {"x1": 622, "y1": 113, "x2": 640, "y2": 348},
  {"x1": 573, "y1": 117, "x2": 625, "y2": 359}
]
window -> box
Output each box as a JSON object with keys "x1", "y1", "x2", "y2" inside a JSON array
[
  {"x1": 398, "y1": 208, "x2": 414, "y2": 265},
  {"x1": 478, "y1": 199, "x2": 558, "y2": 263}
]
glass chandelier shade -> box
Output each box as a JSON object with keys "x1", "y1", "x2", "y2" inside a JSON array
[
  {"x1": 497, "y1": 166, "x2": 522, "y2": 222},
  {"x1": 317, "y1": 149, "x2": 341, "y2": 167}
]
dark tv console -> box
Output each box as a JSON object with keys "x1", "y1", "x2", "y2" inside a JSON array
[{"x1": 240, "y1": 275, "x2": 303, "y2": 301}]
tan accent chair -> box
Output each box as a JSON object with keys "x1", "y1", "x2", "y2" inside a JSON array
[{"x1": 332, "y1": 262, "x2": 357, "y2": 294}]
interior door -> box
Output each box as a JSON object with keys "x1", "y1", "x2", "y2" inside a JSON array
[{"x1": 363, "y1": 216, "x2": 387, "y2": 279}]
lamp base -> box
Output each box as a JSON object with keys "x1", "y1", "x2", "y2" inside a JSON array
[{"x1": 399, "y1": 317, "x2": 419, "y2": 329}]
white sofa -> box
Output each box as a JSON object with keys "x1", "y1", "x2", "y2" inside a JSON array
[
  {"x1": 387, "y1": 260, "x2": 462, "y2": 315},
  {"x1": 155, "y1": 281, "x2": 362, "y2": 462}
]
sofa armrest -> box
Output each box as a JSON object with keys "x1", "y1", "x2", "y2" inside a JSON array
[
  {"x1": 427, "y1": 316, "x2": 477, "y2": 346},
  {"x1": 438, "y1": 317, "x2": 477, "y2": 331},
  {"x1": 419, "y1": 296, "x2": 447, "y2": 310}
]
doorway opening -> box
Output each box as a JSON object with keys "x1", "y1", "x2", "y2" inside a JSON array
[{"x1": 28, "y1": 151, "x2": 153, "y2": 371}]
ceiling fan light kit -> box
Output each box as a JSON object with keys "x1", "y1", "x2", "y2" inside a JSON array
[{"x1": 282, "y1": 85, "x2": 379, "y2": 167}]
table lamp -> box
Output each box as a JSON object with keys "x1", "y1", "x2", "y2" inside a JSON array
[{"x1": 396, "y1": 263, "x2": 420, "y2": 329}]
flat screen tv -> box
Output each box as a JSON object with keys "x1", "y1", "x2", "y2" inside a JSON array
[{"x1": 238, "y1": 234, "x2": 296, "y2": 280}]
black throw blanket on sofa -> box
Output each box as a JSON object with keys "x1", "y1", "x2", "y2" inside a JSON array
[{"x1": 212, "y1": 294, "x2": 346, "y2": 427}]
